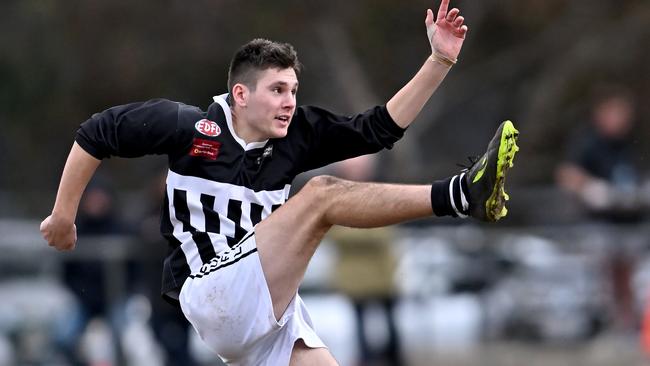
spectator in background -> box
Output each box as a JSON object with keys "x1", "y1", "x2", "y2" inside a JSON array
[
  {"x1": 328, "y1": 155, "x2": 401, "y2": 366},
  {"x1": 65, "y1": 176, "x2": 132, "y2": 318},
  {"x1": 556, "y1": 86, "x2": 644, "y2": 333},
  {"x1": 556, "y1": 87, "x2": 644, "y2": 221}
]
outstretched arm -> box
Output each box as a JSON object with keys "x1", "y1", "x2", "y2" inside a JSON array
[
  {"x1": 386, "y1": 0, "x2": 468, "y2": 128},
  {"x1": 40, "y1": 98, "x2": 183, "y2": 250},
  {"x1": 40, "y1": 142, "x2": 101, "y2": 251}
]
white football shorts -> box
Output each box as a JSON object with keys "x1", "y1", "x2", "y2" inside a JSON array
[{"x1": 179, "y1": 230, "x2": 326, "y2": 365}]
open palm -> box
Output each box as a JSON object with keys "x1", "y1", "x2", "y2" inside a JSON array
[{"x1": 425, "y1": 0, "x2": 468, "y2": 60}]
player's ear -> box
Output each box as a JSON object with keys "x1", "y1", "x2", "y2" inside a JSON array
[{"x1": 232, "y1": 83, "x2": 249, "y2": 108}]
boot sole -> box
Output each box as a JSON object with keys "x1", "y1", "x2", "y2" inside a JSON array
[{"x1": 486, "y1": 120, "x2": 519, "y2": 221}]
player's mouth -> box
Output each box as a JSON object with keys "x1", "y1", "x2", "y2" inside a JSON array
[{"x1": 274, "y1": 115, "x2": 292, "y2": 126}]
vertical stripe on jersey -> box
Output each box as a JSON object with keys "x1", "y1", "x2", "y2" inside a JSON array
[
  {"x1": 226, "y1": 199, "x2": 247, "y2": 247},
  {"x1": 250, "y1": 203, "x2": 264, "y2": 226},
  {"x1": 178, "y1": 190, "x2": 219, "y2": 264},
  {"x1": 201, "y1": 194, "x2": 220, "y2": 232},
  {"x1": 168, "y1": 187, "x2": 202, "y2": 274},
  {"x1": 272, "y1": 204, "x2": 281, "y2": 212},
  {"x1": 192, "y1": 232, "x2": 218, "y2": 263},
  {"x1": 161, "y1": 187, "x2": 191, "y2": 283},
  {"x1": 173, "y1": 189, "x2": 192, "y2": 232}
]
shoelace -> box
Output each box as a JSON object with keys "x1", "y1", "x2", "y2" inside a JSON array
[{"x1": 456, "y1": 155, "x2": 481, "y2": 171}]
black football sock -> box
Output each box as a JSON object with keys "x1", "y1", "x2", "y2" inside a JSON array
[{"x1": 431, "y1": 173, "x2": 470, "y2": 218}]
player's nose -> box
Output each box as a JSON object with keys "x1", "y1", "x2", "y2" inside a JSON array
[{"x1": 281, "y1": 93, "x2": 296, "y2": 110}]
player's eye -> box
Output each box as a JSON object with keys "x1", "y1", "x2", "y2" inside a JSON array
[
  {"x1": 291, "y1": 89, "x2": 297, "y2": 95},
  {"x1": 272, "y1": 87, "x2": 282, "y2": 93}
]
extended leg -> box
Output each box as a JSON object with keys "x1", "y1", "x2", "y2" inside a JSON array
[
  {"x1": 255, "y1": 177, "x2": 429, "y2": 365},
  {"x1": 255, "y1": 176, "x2": 432, "y2": 320},
  {"x1": 257, "y1": 120, "x2": 518, "y2": 319}
]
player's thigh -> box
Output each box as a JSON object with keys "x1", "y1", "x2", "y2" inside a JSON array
[
  {"x1": 256, "y1": 175, "x2": 339, "y2": 264},
  {"x1": 289, "y1": 339, "x2": 338, "y2": 366},
  {"x1": 254, "y1": 180, "x2": 332, "y2": 318}
]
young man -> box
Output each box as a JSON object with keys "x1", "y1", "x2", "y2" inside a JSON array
[{"x1": 41, "y1": 1, "x2": 519, "y2": 364}]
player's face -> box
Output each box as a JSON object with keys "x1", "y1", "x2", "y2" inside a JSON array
[{"x1": 246, "y1": 67, "x2": 298, "y2": 140}]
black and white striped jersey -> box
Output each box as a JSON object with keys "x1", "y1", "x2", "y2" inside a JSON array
[{"x1": 76, "y1": 94, "x2": 405, "y2": 303}]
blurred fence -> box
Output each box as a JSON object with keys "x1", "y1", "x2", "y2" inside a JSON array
[{"x1": 1, "y1": 209, "x2": 650, "y2": 364}]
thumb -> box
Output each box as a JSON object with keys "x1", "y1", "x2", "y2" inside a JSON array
[
  {"x1": 426, "y1": 9, "x2": 435, "y2": 43},
  {"x1": 425, "y1": 9, "x2": 434, "y2": 27}
]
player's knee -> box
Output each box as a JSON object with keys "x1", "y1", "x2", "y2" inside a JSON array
[
  {"x1": 307, "y1": 175, "x2": 345, "y2": 191},
  {"x1": 303, "y1": 175, "x2": 345, "y2": 202},
  {"x1": 306, "y1": 175, "x2": 340, "y2": 188}
]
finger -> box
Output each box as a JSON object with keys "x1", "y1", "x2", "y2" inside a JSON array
[
  {"x1": 63, "y1": 240, "x2": 76, "y2": 251},
  {"x1": 425, "y1": 8, "x2": 434, "y2": 27},
  {"x1": 453, "y1": 16, "x2": 464, "y2": 28},
  {"x1": 457, "y1": 25, "x2": 468, "y2": 39},
  {"x1": 40, "y1": 228, "x2": 50, "y2": 242},
  {"x1": 436, "y1": 0, "x2": 449, "y2": 22},
  {"x1": 39, "y1": 216, "x2": 49, "y2": 233},
  {"x1": 55, "y1": 240, "x2": 72, "y2": 251},
  {"x1": 446, "y1": 8, "x2": 459, "y2": 23}
]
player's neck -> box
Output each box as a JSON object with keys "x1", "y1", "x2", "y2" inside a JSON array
[{"x1": 231, "y1": 110, "x2": 267, "y2": 145}]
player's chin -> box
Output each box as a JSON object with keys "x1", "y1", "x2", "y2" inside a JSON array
[
  {"x1": 270, "y1": 128, "x2": 289, "y2": 139},
  {"x1": 270, "y1": 124, "x2": 290, "y2": 138}
]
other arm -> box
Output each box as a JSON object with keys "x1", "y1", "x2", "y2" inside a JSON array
[
  {"x1": 40, "y1": 99, "x2": 183, "y2": 250},
  {"x1": 40, "y1": 143, "x2": 100, "y2": 251},
  {"x1": 386, "y1": 0, "x2": 468, "y2": 128}
]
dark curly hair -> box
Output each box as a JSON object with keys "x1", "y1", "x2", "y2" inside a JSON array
[{"x1": 227, "y1": 38, "x2": 302, "y2": 102}]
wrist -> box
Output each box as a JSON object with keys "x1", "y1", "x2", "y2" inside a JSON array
[
  {"x1": 51, "y1": 208, "x2": 76, "y2": 225},
  {"x1": 429, "y1": 51, "x2": 457, "y2": 68}
]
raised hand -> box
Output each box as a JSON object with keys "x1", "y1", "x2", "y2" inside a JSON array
[{"x1": 425, "y1": 0, "x2": 468, "y2": 62}]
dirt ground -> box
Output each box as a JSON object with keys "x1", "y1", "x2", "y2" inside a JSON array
[{"x1": 407, "y1": 333, "x2": 647, "y2": 366}]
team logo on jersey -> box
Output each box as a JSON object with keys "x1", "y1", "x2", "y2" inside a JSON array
[{"x1": 195, "y1": 119, "x2": 221, "y2": 137}]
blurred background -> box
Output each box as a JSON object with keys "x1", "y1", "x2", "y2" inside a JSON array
[{"x1": 1, "y1": 0, "x2": 650, "y2": 365}]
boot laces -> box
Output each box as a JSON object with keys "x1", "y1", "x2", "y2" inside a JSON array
[{"x1": 456, "y1": 155, "x2": 481, "y2": 172}]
